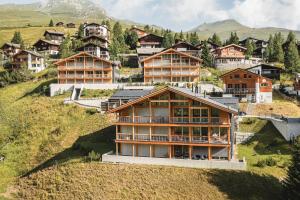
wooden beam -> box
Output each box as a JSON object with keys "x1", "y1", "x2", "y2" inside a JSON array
[
  {"x1": 132, "y1": 144, "x2": 135, "y2": 157},
  {"x1": 227, "y1": 146, "x2": 231, "y2": 161},
  {"x1": 149, "y1": 145, "x2": 152, "y2": 157},
  {"x1": 168, "y1": 145, "x2": 172, "y2": 158},
  {"x1": 116, "y1": 143, "x2": 118, "y2": 155},
  {"x1": 208, "y1": 146, "x2": 211, "y2": 160},
  {"x1": 189, "y1": 146, "x2": 192, "y2": 159}
]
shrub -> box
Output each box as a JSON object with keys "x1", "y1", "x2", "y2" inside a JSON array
[
  {"x1": 86, "y1": 108, "x2": 98, "y2": 115},
  {"x1": 87, "y1": 150, "x2": 100, "y2": 162},
  {"x1": 242, "y1": 118, "x2": 257, "y2": 125},
  {"x1": 256, "y1": 159, "x2": 267, "y2": 168},
  {"x1": 270, "y1": 138, "x2": 283, "y2": 146},
  {"x1": 265, "y1": 157, "x2": 277, "y2": 166}
]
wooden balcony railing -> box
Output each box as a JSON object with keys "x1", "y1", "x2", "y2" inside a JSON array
[
  {"x1": 118, "y1": 116, "x2": 229, "y2": 124},
  {"x1": 224, "y1": 88, "x2": 256, "y2": 94},
  {"x1": 116, "y1": 133, "x2": 229, "y2": 144}
]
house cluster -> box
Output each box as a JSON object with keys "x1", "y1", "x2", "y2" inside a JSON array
[{"x1": 55, "y1": 21, "x2": 76, "y2": 28}]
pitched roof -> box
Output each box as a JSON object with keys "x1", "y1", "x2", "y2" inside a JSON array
[
  {"x1": 130, "y1": 27, "x2": 146, "y2": 33},
  {"x1": 220, "y1": 68, "x2": 272, "y2": 81},
  {"x1": 54, "y1": 51, "x2": 112, "y2": 65},
  {"x1": 1, "y1": 42, "x2": 21, "y2": 49},
  {"x1": 247, "y1": 64, "x2": 283, "y2": 71},
  {"x1": 141, "y1": 48, "x2": 202, "y2": 63},
  {"x1": 82, "y1": 35, "x2": 108, "y2": 42},
  {"x1": 108, "y1": 86, "x2": 238, "y2": 114},
  {"x1": 138, "y1": 33, "x2": 164, "y2": 41},
  {"x1": 14, "y1": 50, "x2": 43, "y2": 58},
  {"x1": 44, "y1": 30, "x2": 65, "y2": 36},
  {"x1": 217, "y1": 44, "x2": 247, "y2": 51},
  {"x1": 109, "y1": 89, "x2": 153, "y2": 100},
  {"x1": 33, "y1": 39, "x2": 60, "y2": 46},
  {"x1": 165, "y1": 41, "x2": 199, "y2": 51}
]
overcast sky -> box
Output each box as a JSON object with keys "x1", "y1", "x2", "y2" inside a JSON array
[{"x1": 1, "y1": 0, "x2": 300, "y2": 31}]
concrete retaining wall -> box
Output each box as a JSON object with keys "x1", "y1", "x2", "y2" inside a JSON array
[
  {"x1": 102, "y1": 152, "x2": 246, "y2": 170},
  {"x1": 236, "y1": 132, "x2": 254, "y2": 144}
]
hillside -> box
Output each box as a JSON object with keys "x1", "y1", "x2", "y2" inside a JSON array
[{"x1": 190, "y1": 19, "x2": 300, "y2": 41}]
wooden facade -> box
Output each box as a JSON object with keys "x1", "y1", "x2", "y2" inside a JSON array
[
  {"x1": 33, "y1": 39, "x2": 60, "y2": 55},
  {"x1": 56, "y1": 22, "x2": 64, "y2": 27},
  {"x1": 12, "y1": 50, "x2": 45, "y2": 73},
  {"x1": 66, "y1": 23, "x2": 76, "y2": 28},
  {"x1": 76, "y1": 43, "x2": 109, "y2": 60},
  {"x1": 138, "y1": 34, "x2": 163, "y2": 48},
  {"x1": 168, "y1": 41, "x2": 200, "y2": 58},
  {"x1": 83, "y1": 23, "x2": 110, "y2": 40},
  {"x1": 55, "y1": 52, "x2": 114, "y2": 84},
  {"x1": 142, "y1": 48, "x2": 201, "y2": 83},
  {"x1": 43, "y1": 30, "x2": 64, "y2": 43},
  {"x1": 130, "y1": 27, "x2": 148, "y2": 38},
  {"x1": 109, "y1": 86, "x2": 237, "y2": 161},
  {"x1": 0, "y1": 43, "x2": 21, "y2": 57}
]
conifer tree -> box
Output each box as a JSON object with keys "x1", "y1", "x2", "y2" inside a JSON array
[
  {"x1": 179, "y1": 30, "x2": 185, "y2": 41},
  {"x1": 245, "y1": 39, "x2": 255, "y2": 58},
  {"x1": 124, "y1": 29, "x2": 138, "y2": 49},
  {"x1": 209, "y1": 33, "x2": 222, "y2": 46},
  {"x1": 144, "y1": 25, "x2": 151, "y2": 33},
  {"x1": 266, "y1": 34, "x2": 275, "y2": 62},
  {"x1": 59, "y1": 35, "x2": 73, "y2": 58},
  {"x1": 201, "y1": 41, "x2": 213, "y2": 67},
  {"x1": 283, "y1": 142, "x2": 300, "y2": 200},
  {"x1": 226, "y1": 32, "x2": 239, "y2": 45},
  {"x1": 109, "y1": 21, "x2": 127, "y2": 59},
  {"x1": 49, "y1": 19, "x2": 54, "y2": 27},
  {"x1": 284, "y1": 41, "x2": 300, "y2": 72},
  {"x1": 273, "y1": 32, "x2": 284, "y2": 62},
  {"x1": 189, "y1": 32, "x2": 200, "y2": 46},
  {"x1": 162, "y1": 32, "x2": 174, "y2": 48},
  {"x1": 77, "y1": 24, "x2": 84, "y2": 39},
  {"x1": 11, "y1": 31, "x2": 24, "y2": 48}
]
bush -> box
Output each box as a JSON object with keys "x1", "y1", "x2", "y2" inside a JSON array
[
  {"x1": 86, "y1": 108, "x2": 98, "y2": 115},
  {"x1": 265, "y1": 157, "x2": 277, "y2": 166},
  {"x1": 241, "y1": 118, "x2": 257, "y2": 125},
  {"x1": 256, "y1": 159, "x2": 267, "y2": 168},
  {"x1": 270, "y1": 138, "x2": 283, "y2": 146},
  {"x1": 87, "y1": 150, "x2": 101, "y2": 162}
]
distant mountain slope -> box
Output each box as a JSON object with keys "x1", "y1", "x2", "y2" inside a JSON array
[{"x1": 190, "y1": 19, "x2": 300, "y2": 41}]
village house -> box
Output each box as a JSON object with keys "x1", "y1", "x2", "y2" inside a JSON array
[
  {"x1": 55, "y1": 22, "x2": 64, "y2": 27},
  {"x1": 247, "y1": 64, "x2": 282, "y2": 80},
  {"x1": 12, "y1": 50, "x2": 45, "y2": 73},
  {"x1": 43, "y1": 30, "x2": 65, "y2": 43},
  {"x1": 82, "y1": 35, "x2": 109, "y2": 48},
  {"x1": 66, "y1": 23, "x2": 76, "y2": 28},
  {"x1": 130, "y1": 26, "x2": 148, "y2": 38},
  {"x1": 83, "y1": 23, "x2": 110, "y2": 40},
  {"x1": 141, "y1": 48, "x2": 201, "y2": 83},
  {"x1": 0, "y1": 43, "x2": 21, "y2": 58},
  {"x1": 196, "y1": 41, "x2": 220, "y2": 52},
  {"x1": 55, "y1": 52, "x2": 118, "y2": 84},
  {"x1": 33, "y1": 39, "x2": 60, "y2": 56},
  {"x1": 167, "y1": 41, "x2": 201, "y2": 58},
  {"x1": 221, "y1": 68, "x2": 273, "y2": 103},
  {"x1": 239, "y1": 37, "x2": 268, "y2": 59},
  {"x1": 213, "y1": 44, "x2": 262, "y2": 70},
  {"x1": 107, "y1": 86, "x2": 238, "y2": 163},
  {"x1": 138, "y1": 34, "x2": 163, "y2": 48},
  {"x1": 76, "y1": 43, "x2": 110, "y2": 60}
]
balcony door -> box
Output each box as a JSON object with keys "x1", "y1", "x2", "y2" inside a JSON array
[{"x1": 173, "y1": 108, "x2": 188, "y2": 123}]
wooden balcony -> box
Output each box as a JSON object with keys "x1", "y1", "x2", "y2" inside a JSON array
[
  {"x1": 118, "y1": 116, "x2": 229, "y2": 125},
  {"x1": 224, "y1": 88, "x2": 256, "y2": 94}
]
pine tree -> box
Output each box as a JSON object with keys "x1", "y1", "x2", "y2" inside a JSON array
[
  {"x1": 273, "y1": 32, "x2": 284, "y2": 62},
  {"x1": 11, "y1": 31, "x2": 24, "y2": 48},
  {"x1": 266, "y1": 35, "x2": 275, "y2": 62},
  {"x1": 162, "y1": 32, "x2": 174, "y2": 48},
  {"x1": 77, "y1": 24, "x2": 84, "y2": 39},
  {"x1": 109, "y1": 21, "x2": 127, "y2": 59},
  {"x1": 283, "y1": 142, "x2": 300, "y2": 200},
  {"x1": 144, "y1": 25, "x2": 151, "y2": 33},
  {"x1": 49, "y1": 19, "x2": 54, "y2": 27},
  {"x1": 245, "y1": 39, "x2": 254, "y2": 58},
  {"x1": 201, "y1": 40, "x2": 213, "y2": 67},
  {"x1": 286, "y1": 31, "x2": 296, "y2": 45},
  {"x1": 209, "y1": 33, "x2": 222, "y2": 46},
  {"x1": 173, "y1": 33, "x2": 179, "y2": 42},
  {"x1": 226, "y1": 32, "x2": 239, "y2": 45},
  {"x1": 59, "y1": 35, "x2": 73, "y2": 58},
  {"x1": 124, "y1": 29, "x2": 138, "y2": 49},
  {"x1": 284, "y1": 41, "x2": 300, "y2": 72},
  {"x1": 179, "y1": 30, "x2": 184, "y2": 41},
  {"x1": 189, "y1": 32, "x2": 200, "y2": 46}
]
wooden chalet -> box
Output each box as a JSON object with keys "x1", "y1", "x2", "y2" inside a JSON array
[
  {"x1": 130, "y1": 27, "x2": 148, "y2": 38},
  {"x1": 0, "y1": 43, "x2": 21, "y2": 58},
  {"x1": 43, "y1": 30, "x2": 65, "y2": 43},
  {"x1": 221, "y1": 68, "x2": 273, "y2": 103},
  {"x1": 56, "y1": 22, "x2": 64, "y2": 27},
  {"x1": 66, "y1": 23, "x2": 76, "y2": 28},
  {"x1": 108, "y1": 86, "x2": 238, "y2": 161},
  {"x1": 33, "y1": 39, "x2": 60, "y2": 55},
  {"x1": 12, "y1": 50, "x2": 45, "y2": 73},
  {"x1": 82, "y1": 35, "x2": 109, "y2": 48},
  {"x1": 55, "y1": 52, "x2": 116, "y2": 84},
  {"x1": 76, "y1": 43, "x2": 109, "y2": 60},
  {"x1": 239, "y1": 37, "x2": 268, "y2": 58},
  {"x1": 247, "y1": 64, "x2": 282, "y2": 80},
  {"x1": 196, "y1": 41, "x2": 220, "y2": 52},
  {"x1": 167, "y1": 41, "x2": 200, "y2": 57},
  {"x1": 138, "y1": 34, "x2": 163, "y2": 48},
  {"x1": 141, "y1": 48, "x2": 202, "y2": 83}
]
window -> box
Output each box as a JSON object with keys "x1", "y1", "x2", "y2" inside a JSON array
[
  {"x1": 234, "y1": 74, "x2": 240, "y2": 79},
  {"x1": 244, "y1": 74, "x2": 247, "y2": 78},
  {"x1": 242, "y1": 84, "x2": 247, "y2": 89},
  {"x1": 211, "y1": 108, "x2": 220, "y2": 117},
  {"x1": 228, "y1": 84, "x2": 233, "y2": 88},
  {"x1": 230, "y1": 76, "x2": 233, "y2": 79},
  {"x1": 248, "y1": 75, "x2": 252, "y2": 78},
  {"x1": 261, "y1": 83, "x2": 268, "y2": 87}
]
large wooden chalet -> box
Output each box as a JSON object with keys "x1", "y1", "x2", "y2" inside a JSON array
[
  {"x1": 83, "y1": 23, "x2": 110, "y2": 40},
  {"x1": 108, "y1": 86, "x2": 238, "y2": 161},
  {"x1": 138, "y1": 34, "x2": 163, "y2": 48},
  {"x1": 239, "y1": 37, "x2": 268, "y2": 59},
  {"x1": 221, "y1": 68, "x2": 273, "y2": 103},
  {"x1": 0, "y1": 43, "x2": 21, "y2": 58},
  {"x1": 55, "y1": 52, "x2": 116, "y2": 84},
  {"x1": 141, "y1": 48, "x2": 202, "y2": 83},
  {"x1": 33, "y1": 39, "x2": 60, "y2": 55},
  {"x1": 247, "y1": 64, "x2": 282, "y2": 80},
  {"x1": 168, "y1": 41, "x2": 200, "y2": 58},
  {"x1": 43, "y1": 30, "x2": 65, "y2": 43},
  {"x1": 76, "y1": 43, "x2": 109, "y2": 60}
]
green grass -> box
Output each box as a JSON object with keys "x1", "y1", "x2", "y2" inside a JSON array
[
  {"x1": 80, "y1": 89, "x2": 116, "y2": 99},
  {"x1": 0, "y1": 79, "x2": 110, "y2": 197},
  {"x1": 238, "y1": 118, "x2": 292, "y2": 178}
]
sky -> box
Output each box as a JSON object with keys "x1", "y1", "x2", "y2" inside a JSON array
[{"x1": 0, "y1": 0, "x2": 300, "y2": 31}]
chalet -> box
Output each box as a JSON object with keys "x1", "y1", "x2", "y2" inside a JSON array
[
  {"x1": 107, "y1": 86, "x2": 238, "y2": 162},
  {"x1": 137, "y1": 47, "x2": 164, "y2": 63},
  {"x1": 130, "y1": 26, "x2": 148, "y2": 38},
  {"x1": 82, "y1": 35, "x2": 109, "y2": 48},
  {"x1": 12, "y1": 50, "x2": 45, "y2": 73},
  {"x1": 239, "y1": 37, "x2": 268, "y2": 59},
  {"x1": 83, "y1": 23, "x2": 110, "y2": 40},
  {"x1": 66, "y1": 23, "x2": 76, "y2": 28},
  {"x1": 43, "y1": 30, "x2": 65, "y2": 43},
  {"x1": 213, "y1": 44, "x2": 262, "y2": 70},
  {"x1": 55, "y1": 52, "x2": 118, "y2": 84},
  {"x1": 167, "y1": 41, "x2": 200, "y2": 58},
  {"x1": 247, "y1": 64, "x2": 282, "y2": 80},
  {"x1": 76, "y1": 43, "x2": 109, "y2": 60},
  {"x1": 56, "y1": 22, "x2": 64, "y2": 27},
  {"x1": 0, "y1": 43, "x2": 21, "y2": 58},
  {"x1": 221, "y1": 68, "x2": 272, "y2": 103},
  {"x1": 141, "y1": 48, "x2": 202, "y2": 83},
  {"x1": 33, "y1": 39, "x2": 60, "y2": 55},
  {"x1": 138, "y1": 34, "x2": 163, "y2": 48},
  {"x1": 196, "y1": 41, "x2": 220, "y2": 52}
]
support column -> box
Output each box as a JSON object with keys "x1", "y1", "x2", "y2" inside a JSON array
[
  {"x1": 227, "y1": 146, "x2": 231, "y2": 161},
  {"x1": 168, "y1": 145, "x2": 172, "y2": 158},
  {"x1": 116, "y1": 143, "x2": 119, "y2": 155},
  {"x1": 189, "y1": 146, "x2": 192, "y2": 159},
  {"x1": 189, "y1": 127, "x2": 192, "y2": 143},
  {"x1": 149, "y1": 145, "x2": 152, "y2": 157},
  {"x1": 208, "y1": 146, "x2": 211, "y2": 160},
  {"x1": 132, "y1": 144, "x2": 135, "y2": 157},
  {"x1": 149, "y1": 99, "x2": 152, "y2": 123}
]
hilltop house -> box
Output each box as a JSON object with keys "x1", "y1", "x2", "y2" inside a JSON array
[
  {"x1": 83, "y1": 23, "x2": 110, "y2": 40},
  {"x1": 130, "y1": 27, "x2": 148, "y2": 38},
  {"x1": 55, "y1": 52, "x2": 118, "y2": 84},
  {"x1": 76, "y1": 43, "x2": 109, "y2": 60},
  {"x1": 107, "y1": 86, "x2": 238, "y2": 163},
  {"x1": 141, "y1": 48, "x2": 201, "y2": 83},
  {"x1": 247, "y1": 64, "x2": 282, "y2": 80},
  {"x1": 66, "y1": 23, "x2": 76, "y2": 28},
  {"x1": 43, "y1": 30, "x2": 65, "y2": 43},
  {"x1": 33, "y1": 39, "x2": 60, "y2": 56},
  {"x1": 56, "y1": 22, "x2": 64, "y2": 27},
  {"x1": 221, "y1": 68, "x2": 272, "y2": 103},
  {"x1": 213, "y1": 44, "x2": 262, "y2": 70},
  {"x1": 12, "y1": 50, "x2": 45, "y2": 73},
  {"x1": 239, "y1": 37, "x2": 268, "y2": 59},
  {"x1": 0, "y1": 43, "x2": 21, "y2": 58}
]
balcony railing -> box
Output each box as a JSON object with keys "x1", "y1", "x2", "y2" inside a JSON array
[
  {"x1": 116, "y1": 133, "x2": 228, "y2": 144},
  {"x1": 224, "y1": 88, "x2": 256, "y2": 94},
  {"x1": 118, "y1": 116, "x2": 228, "y2": 124}
]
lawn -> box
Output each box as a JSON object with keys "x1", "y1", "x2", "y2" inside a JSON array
[
  {"x1": 80, "y1": 89, "x2": 116, "y2": 99},
  {"x1": 0, "y1": 79, "x2": 110, "y2": 198},
  {"x1": 238, "y1": 118, "x2": 292, "y2": 178}
]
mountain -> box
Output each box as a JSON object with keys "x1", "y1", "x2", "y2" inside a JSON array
[{"x1": 190, "y1": 19, "x2": 300, "y2": 41}]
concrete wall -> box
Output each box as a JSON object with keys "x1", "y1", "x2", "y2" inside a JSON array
[{"x1": 103, "y1": 151, "x2": 246, "y2": 170}]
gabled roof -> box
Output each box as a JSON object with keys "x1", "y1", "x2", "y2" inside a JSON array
[
  {"x1": 33, "y1": 39, "x2": 60, "y2": 47},
  {"x1": 109, "y1": 89, "x2": 153, "y2": 100},
  {"x1": 44, "y1": 30, "x2": 65, "y2": 36},
  {"x1": 54, "y1": 51, "x2": 112, "y2": 65},
  {"x1": 138, "y1": 33, "x2": 164, "y2": 41},
  {"x1": 165, "y1": 41, "x2": 199, "y2": 51},
  {"x1": 130, "y1": 27, "x2": 146, "y2": 33},
  {"x1": 141, "y1": 48, "x2": 202, "y2": 63},
  {"x1": 82, "y1": 35, "x2": 108, "y2": 43},
  {"x1": 217, "y1": 44, "x2": 247, "y2": 51},
  {"x1": 76, "y1": 42, "x2": 108, "y2": 51},
  {"x1": 1, "y1": 42, "x2": 21, "y2": 49},
  {"x1": 239, "y1": 37, "x2": 267, "y2": 43},
  {"x1": 14, "y1": 50, "x2": 43, "y2": 58},
  {"x1": 108, "y1": 86, "x2": 238, "y2": 114},
  {"x1": 247, "y1": 64, "x2": 283, "y2": 71},
  {"x1": 220, "y1": 68, "x2": 272, "y2": 81}
]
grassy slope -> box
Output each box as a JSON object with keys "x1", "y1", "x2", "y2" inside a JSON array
[{"x1": 0, "y1": 79, "x2": 110, "y2": 197}]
